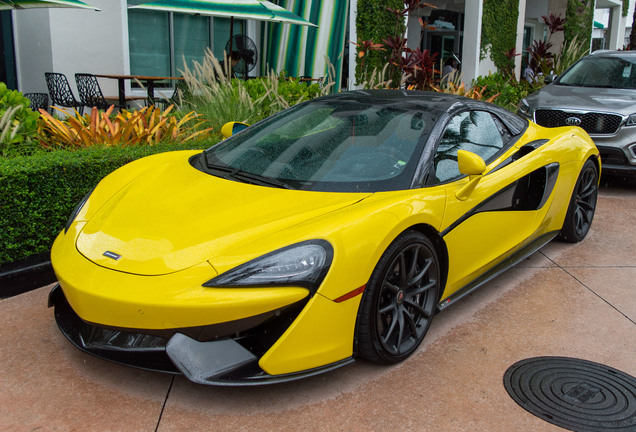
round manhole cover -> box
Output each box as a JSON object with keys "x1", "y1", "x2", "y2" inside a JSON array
[{"x1": 504, "y1": 357, "x2": 636, "y2": 431}]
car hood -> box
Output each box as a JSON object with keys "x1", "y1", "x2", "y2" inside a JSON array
[
  {"x1": 76, "y1": 157, "x2": 370, "y2": 276},
  {"x1": 527, "y1": 84, "x2": 636, "y2": 115}
]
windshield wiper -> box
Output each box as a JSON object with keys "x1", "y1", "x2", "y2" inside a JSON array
[{"x1": 205, "y1": 161, "x2": 295, "y2": 190}]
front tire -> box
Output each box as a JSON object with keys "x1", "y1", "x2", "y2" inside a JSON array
[
  {"x1": 356, "y1": 230, "x2": 440, "y2": 364},
  {"x1": 559, "y1": 159, "x2": 598, "y2": 243}
]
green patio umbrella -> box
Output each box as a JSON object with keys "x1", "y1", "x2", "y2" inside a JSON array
[
  {"x1": 130, "y1": 0, "x2": 317, "y2": 76},
  {"x1": 0, "y1": 0, "x2": 99, "y2": 10},
  {"x1": 129, "y1": 0, "x2": 316, "y2": 27}
]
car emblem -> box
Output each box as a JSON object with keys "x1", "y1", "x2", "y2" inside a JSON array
[
  {"x1": 103, "y1": 251, "x2": 122, "y2": 261},
  {"x1": 565, "y1": 116, "x2": 582, "y2": 126}
]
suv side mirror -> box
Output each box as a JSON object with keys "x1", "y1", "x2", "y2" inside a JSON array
[{"x1": 544, "y1": 74, "x2": 556, "y2": 84}]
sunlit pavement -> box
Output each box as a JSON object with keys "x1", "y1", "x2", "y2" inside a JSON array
[{"x1": 1, "y1": 177, "x2": 634, "y2": 432}]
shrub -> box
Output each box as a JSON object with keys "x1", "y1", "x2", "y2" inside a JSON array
[
  {"x1": 37, "y1": 105, "x2": 211, "y2": 150},
  {"x1": 0, "y1": 140, "x2": 215, "y2": 265},
  {"x1": 180, "y1": 49, "x2": 329, "y2": 136},
  {"x1": 473, "y1": 73, "x2": 543, "y2": 112},
  {"x1": 0, "y1": 83, "x2": 40, "y2": 157},
  {"x1": 432, "y1": 76, "x2": 499, "y2": 103}
]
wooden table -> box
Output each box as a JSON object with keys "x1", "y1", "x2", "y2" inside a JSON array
[{"x1": 93, "y1": 74, "x2": 184, "y2": 108}]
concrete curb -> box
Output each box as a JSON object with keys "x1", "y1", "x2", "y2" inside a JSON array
[{"x1": 0, "y1": 253, "x2": 56, "y2": 298}]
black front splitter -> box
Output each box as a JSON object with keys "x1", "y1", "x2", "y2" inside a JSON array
[{"x1": 48, "y1": 285, "x2": 354, "y2": 386}]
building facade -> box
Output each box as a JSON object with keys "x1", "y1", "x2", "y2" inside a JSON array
[{"x1": 0, "y1": 0, "x2": 632, "y2": 97}]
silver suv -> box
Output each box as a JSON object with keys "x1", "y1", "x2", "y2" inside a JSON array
[{"x1": 518, "y1": 50, "x2": 636, "y2": 176}]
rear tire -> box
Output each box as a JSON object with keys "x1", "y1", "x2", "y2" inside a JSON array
[
  {"x1": 356, "y1": 230, "x2": 440, "y2": 364},
  {"x1": 559, "y1": 159, "x2": 598, "y2": 243}
]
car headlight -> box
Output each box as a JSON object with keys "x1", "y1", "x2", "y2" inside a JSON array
[
  {"x1": 518, "y1": 99, "x2": 532, "y2": 117},
  {"x1": 64, "y1": 187, "x2": 94, "y2": 234},
  {"x1": 204, "y1": 240, "x2": 333, "y2": 292},
  {"x1": 626, "y1": 113, "x2": 636, "y2": 126}
]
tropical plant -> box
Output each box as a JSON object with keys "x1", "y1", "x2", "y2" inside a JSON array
[
  {"x1": 180, "y1": 49, "x2": 332, "y2": 135},
  {"x1": 542, "y1": 13, "x2": 566, "y2": 42},
  {"x1": 473, "y1": 73, "x2": 542, "y2": 112},
  {"x1": 529, "y1": 39, "x2": 555, "y2": 76},
  {"x1": 552, "y1": 36, "x2": 588, "y2": 75},
  {"x1": 358, "y1": 64, "x2": 396, "y2": 90},
  {"x1": 432, "y1": 76, "x2": 499, "y2": 103},
  {"x1": 354, "y1": 1, "x2": 438, "y2": 88},
  {"x1": 37, "y1": 105, "x2": 210, "y2": 150},
  {"x1": 350, "y1": 39, "x2": 385, "y2": 80},
  {"x1": 0, "y1": 83, "x2": 40, "y2": 157}
]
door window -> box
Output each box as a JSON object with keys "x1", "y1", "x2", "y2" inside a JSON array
[{"x1": 434, "y1": 111, "x2": 507, "y2": 183}]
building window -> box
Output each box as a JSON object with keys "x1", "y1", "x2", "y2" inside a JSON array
[
  {"x1": 128, "y1": 10, "x2": 244, "y2": 79},
  {"x1": 522, "y1": 25, "x2": 533, "y2": 72}
]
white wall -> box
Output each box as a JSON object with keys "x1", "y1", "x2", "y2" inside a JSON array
[
  {"x1": 515, "y1": 0, "x2": 527, "y2": 79},
  {"x1": 49, "y1": 0, "x2": 128, "y2": 97},
  {"x1": 463, "y1": 0, "x2": 484, "y2": 84},
  {"x1": 14, "y1": 0, "x2": 130, "y2": 97},
  {"x1": 13, "y1": 9, "x2": 53, "y2": 93}
]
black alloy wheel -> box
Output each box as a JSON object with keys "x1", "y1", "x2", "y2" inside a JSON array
[
  {"x1": 559, "y1": 159, "x2": 598, "y2": 243},
  {"x1": 356, "y1": 230, "x2": 440, "y2": 364}
]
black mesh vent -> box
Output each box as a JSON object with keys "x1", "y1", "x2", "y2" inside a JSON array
[
  {"x1": 598, "y1": 146, "x2": 630, "y2": 166},
  {"x1": 534, "y1": 110, "x2": 623, "y2": 135}
]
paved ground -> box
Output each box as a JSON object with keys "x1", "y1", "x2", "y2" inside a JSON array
[{"x1": 1, "y1": 178, "x2": 634, "y2": 432}]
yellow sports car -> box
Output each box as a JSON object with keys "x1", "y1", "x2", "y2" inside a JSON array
[{"x1": 49, "y1": 90, "x2": 600, "y2": 385}]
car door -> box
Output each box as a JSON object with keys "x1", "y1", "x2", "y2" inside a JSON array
[{"x1": 433, "y1": 109, "x2": 547, "y2": 298}]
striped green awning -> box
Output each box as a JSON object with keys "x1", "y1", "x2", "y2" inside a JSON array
[
  {"x1": 0, "y1": 0, "x2": 99, "y2": 10},
  {"x1": 130, "y1": 0, "x2": 317, "y2": 27},
  {"x1": 263, "y1": 0, "x2": 349, "y2": 91}
]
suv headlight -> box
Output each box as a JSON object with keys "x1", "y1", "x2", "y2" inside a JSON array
[
  {"x1": 204, "y1": 240, "x2": 333, "y2": 292},
  {"x1": 518, "y1": 99, "x2": 532, "y2": 118},
  {"x1": 626, "y1": 113, "x2": 636, "y2": 126}
]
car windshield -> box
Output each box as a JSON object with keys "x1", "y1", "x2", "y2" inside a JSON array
[
  {"x1": 198, "y1": 98, "x2": 437, "y2": 192},
  {"x1": 557, "y1": 55, "x2": 636, "y2": 89}
]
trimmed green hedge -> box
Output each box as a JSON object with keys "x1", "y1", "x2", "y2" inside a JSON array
[
  {"x1": 0, "y1": 141, "x2": 213, "y2": 265},
  {"x1": 481, "y1": 0, "x2": 519, "y2": 73},
  {"x1": 355, "y1": 0, "x2": 404, "y2": 84},
  {"x1": 564, "y1": 0, "x2": 594, "y2": 50}
]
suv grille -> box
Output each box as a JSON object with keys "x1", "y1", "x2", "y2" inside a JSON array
[{"x1": 534, "y1": 110, "x2": 623, "y2": 135}]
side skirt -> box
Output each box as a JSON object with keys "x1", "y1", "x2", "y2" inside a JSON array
[{"x1": 437, "y1": 231, "x2": 559, "y2": 311}]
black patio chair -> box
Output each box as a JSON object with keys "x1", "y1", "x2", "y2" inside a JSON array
[
  {"x1": 75, "y1": 73, "x2": 113, "y2": 111},
  {"x1": 45, "y1": 72, "x2": 84, "y2": 115},
  {"x1": 23, "y1": 93, "x2": 49, "y2": 113}
]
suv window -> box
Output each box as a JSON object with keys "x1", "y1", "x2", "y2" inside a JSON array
[{"x1": 558, "y1": 56, "x2": 636, "y2": 89}]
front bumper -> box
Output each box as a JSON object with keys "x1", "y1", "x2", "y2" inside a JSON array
[
  {"x1": 594, "y1": 144, "x2": 636, "y2": 176},
  {"x1": 49, "y1": 285, "x2": 354, "y2": 385}
]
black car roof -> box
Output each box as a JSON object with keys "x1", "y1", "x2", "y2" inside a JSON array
[{"x1": 318, "y1": 89, "x2": 528, "y2": 136}]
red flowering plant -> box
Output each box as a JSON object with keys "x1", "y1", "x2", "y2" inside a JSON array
[
  {"x1": 501, "y1": 47, "x2": 520, "y2": 80},
  {"x1": 403, "y1": 47, "x2": 439, "y2": 89},
  {"x1": 353, "y1": 1, "x2": 439, "y2": 89},
  {"x1": 529, "y1": 39, "x2": 555, "y2": 76}
]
